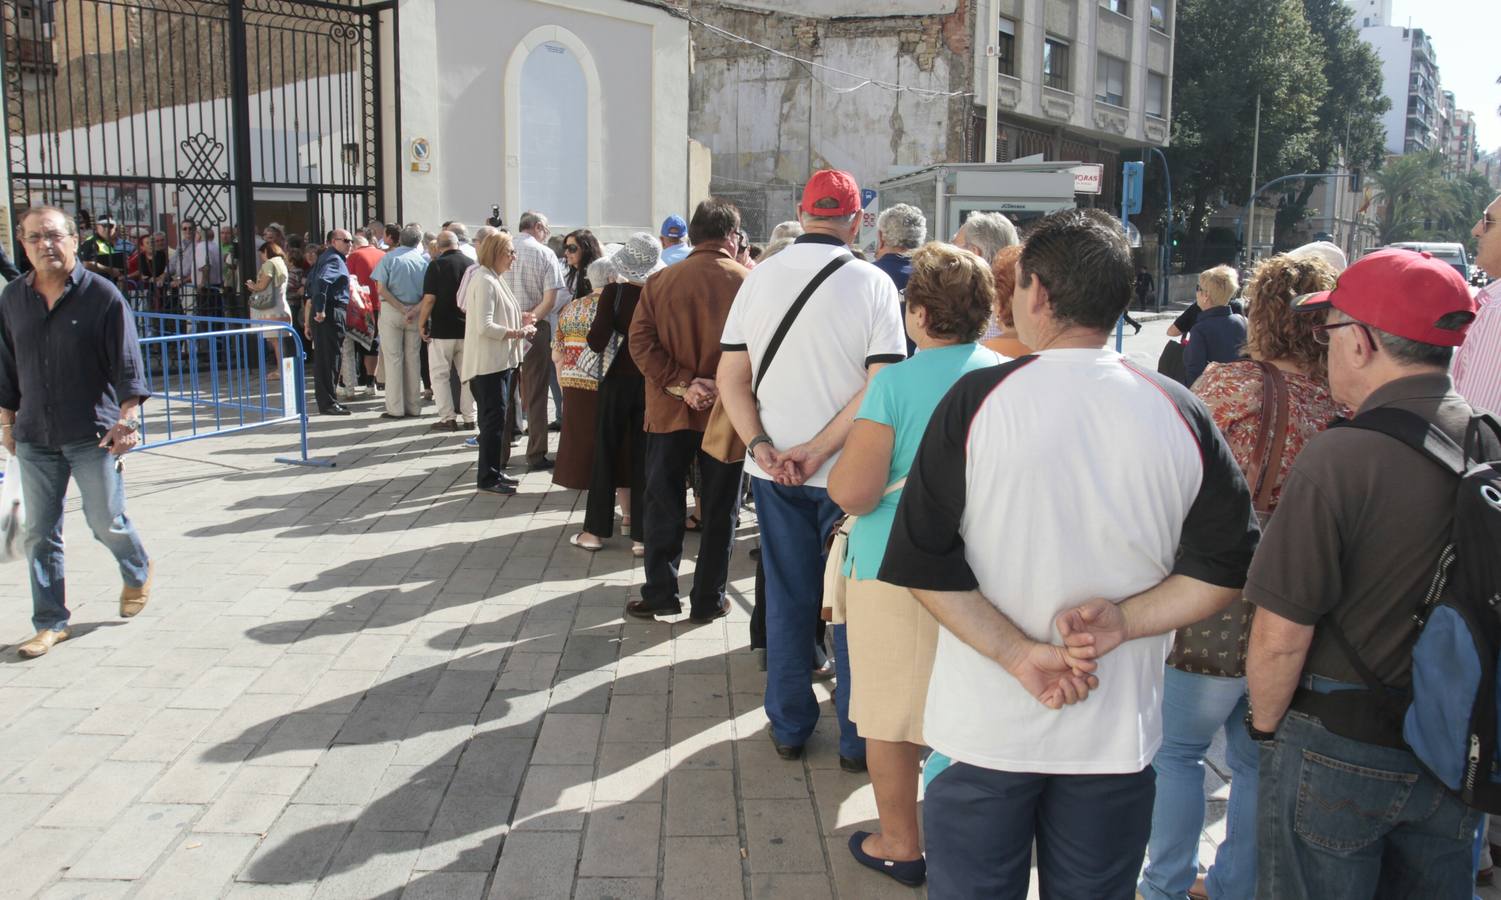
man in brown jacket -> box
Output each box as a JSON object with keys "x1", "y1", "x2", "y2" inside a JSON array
[{"x1": 626, "y1": 198, "x2": 749, "y2": 622}]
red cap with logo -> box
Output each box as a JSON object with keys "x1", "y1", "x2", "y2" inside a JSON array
[
  {"x1": 1290, "y1": 248, "x2": 1477, "y2": 347},
  {"x1": 800, "y1": 169, "x2": 861, "y2": 217}
]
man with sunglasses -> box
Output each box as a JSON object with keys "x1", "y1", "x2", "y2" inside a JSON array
[
  {"x1": 1454, "y1": 194, "x2": 1501, "y2": 415},
  {"x1": 1244, "y1": 248, "x2": 1481, "y2": 897}
]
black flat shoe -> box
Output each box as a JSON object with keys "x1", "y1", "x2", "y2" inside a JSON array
[
  {"x1": 497, "y1": 473, "x2": 519, "y2": 485},
  {"x1": 378, "y1": 412, "x2": 405, "y2": 419},
  {"x1": 839, "y1": 755, "x2": 867, "y2": 774},
  {"x1": 321, "y1": 405, "x2": 351, "y2": 416},
  {"x1": 527, "y1": 458, "x2": 555, "y2": 472},
  {"x1": 848, "y1": 831, "x2": 926, "y2": 887},
  {"x1": 478, "y1": 482, "x2": 517, "y2": 495}
]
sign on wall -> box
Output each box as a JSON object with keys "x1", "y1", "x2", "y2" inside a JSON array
[{"x1": 1069, "y1": 164, "x2": 1103, "y2": 195}]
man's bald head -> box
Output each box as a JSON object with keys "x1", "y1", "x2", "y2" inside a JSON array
[{"x1": 435, "y1": 230, "x2": 458, "y2": 251}]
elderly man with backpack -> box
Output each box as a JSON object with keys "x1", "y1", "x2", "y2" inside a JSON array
[{"x1": 1245, "y1": 248, "x2": 1498, "y2": 898}]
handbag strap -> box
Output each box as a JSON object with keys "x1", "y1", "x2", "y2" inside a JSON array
[
  {"x1": 752, "y1": 252, "x2": 853, "y2": 395},
  {"x1": 1245, "y1": 361, "x2": 1292, "y2": 515}
]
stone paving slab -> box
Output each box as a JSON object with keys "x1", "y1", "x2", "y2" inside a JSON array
[{"x1": 2, "y1": 396, "x2": 1493, "y2": 900}]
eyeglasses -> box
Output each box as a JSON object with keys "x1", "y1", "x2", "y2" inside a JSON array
[
  {"x1": 564, "y1": 244, "x2": 580, "y2": 253},
  {"x1": 21, "y1": 230, "x2": 72, "y2": 246},
  {"x1": 1311, "y1": 320, "x2": 1369, "y2": 346},
  {"x1": 1481, "y1": 213, "x2": 1498, "y2": 234},
  {"x1": 332, "y1": 237, "x2": 351, "y2": 245}
]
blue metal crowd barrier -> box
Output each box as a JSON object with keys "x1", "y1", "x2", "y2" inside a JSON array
[{"x1": 131, "y1": 311, "x2": 334, "y2": 467}]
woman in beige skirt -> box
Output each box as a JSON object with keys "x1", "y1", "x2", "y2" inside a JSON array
[{"x1": 827, "y1": 242, "x2": 1005, "y2": 886}]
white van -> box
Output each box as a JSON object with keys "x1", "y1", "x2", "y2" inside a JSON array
[{"x1": 1385, "y1": 242, "x2": 1470, "y2": 281}]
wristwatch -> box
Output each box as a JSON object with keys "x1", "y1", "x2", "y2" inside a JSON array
[
  {"x1": 747, "y1": 434, "x2": 773, "y2": 457},
  {"x1": 117, "y1": 418, "x2": 140, "y2": 434},
  {"x1": 1244, "y1": 709, "x2": 1277, "y2": 743}
]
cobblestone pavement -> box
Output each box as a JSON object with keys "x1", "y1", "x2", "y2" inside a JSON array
[{"x1": 0, "y1": 394, "x2": 1492, "y2": 899}]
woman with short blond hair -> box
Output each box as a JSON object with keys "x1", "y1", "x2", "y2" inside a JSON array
[
  {"x1": 1184, "y1": 264, "x2": 1249, "y2": 385},
  {"x1": 826, "y1": 241, "x2": 1003, "y2": 887},
  {"x1": 461, "y1": 231, "x2": 534, "y2": 495}
]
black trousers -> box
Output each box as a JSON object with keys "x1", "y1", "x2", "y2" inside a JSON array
[
  {"x1": 584, "y1": 371, "x2": 645, "y2": 539},
  {"x1": 641, "y1": 429, "x2": 744, "y2": 615},
  {"x1": 313, "y1": 307, "x2": 346, "y2": 412},
  {"x1": 471, "y1": 368, "x2": 515, "y2": 488}
]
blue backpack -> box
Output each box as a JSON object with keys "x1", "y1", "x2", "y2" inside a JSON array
[{"x1": 1329, "y1": 409, "x2": 1501, "y2": 811}]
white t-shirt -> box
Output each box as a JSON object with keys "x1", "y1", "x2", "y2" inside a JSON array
[
  {"x1": 879, "y1": 349, "x2": 1259, "y2": 775},
  {"x1": 719, "y1": 235, "x2": 905, "y2": 487}
]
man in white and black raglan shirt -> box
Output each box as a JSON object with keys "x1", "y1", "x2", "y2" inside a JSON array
[
  {"x1": 718, "y1": 169, "x2": 907, "y2": 770},
  {"x1": 879, "y1": 209, "x2": 1260, "y2": 898}
]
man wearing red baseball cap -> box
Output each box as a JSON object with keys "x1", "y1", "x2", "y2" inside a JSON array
[
  {"x1": 716, "y1": 168, "x2": 906, "y2": 781},
  {"x1": 1245, "y1": 247, "x2": 1486, "y2": 897}
]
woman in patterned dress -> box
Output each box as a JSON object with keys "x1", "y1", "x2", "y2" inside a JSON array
[{"x1": 1138, "y1": 254, "x2": 1347, "y2": 900}]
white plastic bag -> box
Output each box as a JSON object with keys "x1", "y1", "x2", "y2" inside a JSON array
[{"x1": 0, "y1": 455, "x2": 24, "y2": 563}]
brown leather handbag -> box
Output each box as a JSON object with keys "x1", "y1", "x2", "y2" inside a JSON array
[
  {"x1": 701, "y1": 252, "x2": 853, "y2": 464},
  {"x1": 1169, "y1": 361, "x2": 1290, "y2": 678}
]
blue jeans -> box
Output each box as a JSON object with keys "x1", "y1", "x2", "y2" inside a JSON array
[
  {"x1": 15, "y1": 439, "x2": 151, "y2": 632},
  {"x1": 923, "y1": 752, "x2": 1155, "y2": 899},
  {"x1": 1140, "y1": 667, "x2": 1259, "y2": 900},
  {"x1": 751, "y1": 478, "x2": 863, "y2": 760},
  {"x1": 1257, "y1": 710, "x2": 1480, "y2": 899}
]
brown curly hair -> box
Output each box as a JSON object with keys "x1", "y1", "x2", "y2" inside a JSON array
[
  {"x1": 990, "y1": 244, "x2": 1024, "y2": 329},
  {"x1": 1243, "y1": 255, "x2": 1338, "y2": 380},
  {"x1": 905, "y1": 242, "x2": 996, "y2": 342}
]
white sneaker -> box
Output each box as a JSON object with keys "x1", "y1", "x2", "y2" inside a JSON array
[
  {"x1": 336, "y1": 387, "x2": 353, "y2": 401},
  {"x1": 358, "y1": 384, "x2": 375, "y2": 397}
]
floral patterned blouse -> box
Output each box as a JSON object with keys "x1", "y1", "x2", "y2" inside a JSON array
[
  {"x1": 1171, "y1": 359, "x2": 1346, "y2": 678},
  {"x1": 555, "y1": 292, "x2": 602, "y2": 391},
  {"x1": 1192, "y1": 360, "x2": 1346, "y2": 513}
]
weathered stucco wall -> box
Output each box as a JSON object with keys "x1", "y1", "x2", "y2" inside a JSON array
[{"x1": 687, "y1": 1, "x2": 975, "y2": 238}]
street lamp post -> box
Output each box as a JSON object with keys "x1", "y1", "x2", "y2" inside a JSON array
[{"x1": 1144, "y1": 147, "x2": 1172, "y2": 312}]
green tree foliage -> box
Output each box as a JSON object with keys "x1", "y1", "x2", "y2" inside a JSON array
[
  {"x1": 1373, "y1": 150, "x2": 1455, "y2": 243},
  {"x1": 1270, "y1": 0, "x2": 1390, "y2": 248},
  {"x1": 1167, "y1": 0, "x2": 1326, "y2": 269}
]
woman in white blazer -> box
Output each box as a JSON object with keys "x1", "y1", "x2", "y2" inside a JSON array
[{"x1": 461, "y1": 231, "x2": 536, "y2": 495}]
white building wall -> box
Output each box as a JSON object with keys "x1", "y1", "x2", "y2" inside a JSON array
[
  {"x1": 1360, "y1": 25, "x2": 1413, "y2": 156},
  {"x1": 402, "y1": 0, "x2": 688, "y2": 240}
]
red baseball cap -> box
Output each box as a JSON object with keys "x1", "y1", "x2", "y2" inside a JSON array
[
  {"x1": 800, "y1": 169, "x2": 861, "y2": 217},
  {"x1": 1290, "y1": 248, "x2": 1476, "y2": 347}
]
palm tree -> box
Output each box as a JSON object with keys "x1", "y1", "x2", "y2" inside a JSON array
[{"x1": 1372, "y1": 151, "x2": 1455, "y2": 243}]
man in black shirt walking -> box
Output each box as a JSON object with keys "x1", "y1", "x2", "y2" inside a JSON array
[{"x1": 0, "y1": 206, "x2": 153, "y2": 658}]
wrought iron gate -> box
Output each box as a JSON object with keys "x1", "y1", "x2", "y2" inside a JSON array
[{"x1": 2, "y1": 0, "x2": 388, "y2": 313}]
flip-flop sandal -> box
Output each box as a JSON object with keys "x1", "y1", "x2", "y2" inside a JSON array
[
  {"x1": 684, "y1": 515, "x2": 702, "y2": 532},
  {"x1": 569, "y1": 533, "x2": 603, "y2": 552}
]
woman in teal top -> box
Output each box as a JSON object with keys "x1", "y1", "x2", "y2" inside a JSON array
[{"x1": 828, "y1": 242, "x2": 1007, "y2": 887}]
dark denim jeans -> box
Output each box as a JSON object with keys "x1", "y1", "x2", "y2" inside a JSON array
[
  {"x1": 1257, "y1": 710, "x2": 1480, "y2": 899},
  {"x1": 751, "y1": 478, "x2": 862, "y2": 760},
  {"x1": 922, "y1": 753, "x2": 1155, "y2": 899},
  {"x1": 16, "y1": 439, "x2": 151, "y2": 632}
]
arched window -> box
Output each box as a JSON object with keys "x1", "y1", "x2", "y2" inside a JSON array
[{"x1": 518, "y1": 42, "x2": 587, "y2": 226}]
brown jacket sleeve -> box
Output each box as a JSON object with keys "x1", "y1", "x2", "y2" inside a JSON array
[{"x1": 629, "y1": 279, "x2": 693, "y2": 392}]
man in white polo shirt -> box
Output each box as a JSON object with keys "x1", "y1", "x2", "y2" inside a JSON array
[
  {"x1": 880, "y1": 208, "x2": 1260, "y2": 898},
  {"x1": 718, "y1": 169, "x2": 906, "y2": 770}
]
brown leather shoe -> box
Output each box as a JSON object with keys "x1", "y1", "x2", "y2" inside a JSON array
[
  {"x1": 18, "y1": 628, "x2": 69, "y2": 658},
  {"x1": 120, "y1": 561, "x2": 154, "y2": 617}
]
